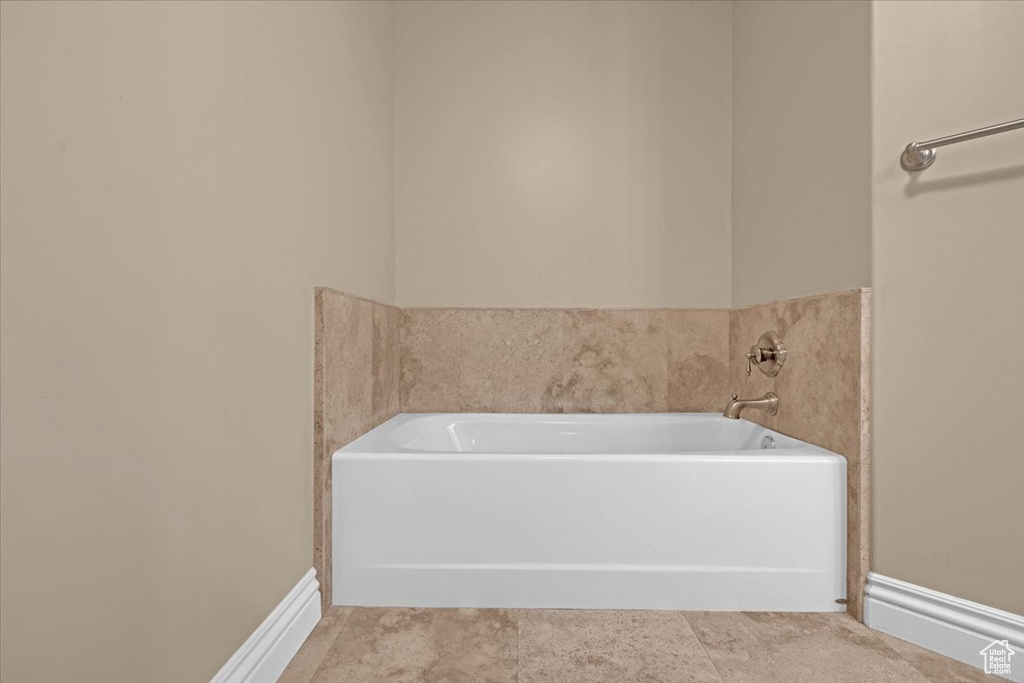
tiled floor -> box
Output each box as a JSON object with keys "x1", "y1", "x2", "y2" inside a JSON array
[{"x1": 280, "y1": 607, "x2": 991, "y2": 683}]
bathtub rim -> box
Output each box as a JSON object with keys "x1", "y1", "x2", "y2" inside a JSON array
[{"x1": 335, "y1": 411, "x2": 846, "y2": 460}]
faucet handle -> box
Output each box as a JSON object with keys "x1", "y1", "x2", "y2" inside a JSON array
[
  {"x1": 745, "y1": 331, "x2": 787, "y2": 378},
  {"x1": 731, "y1": 394, "x2": 738, "y2": 400}
]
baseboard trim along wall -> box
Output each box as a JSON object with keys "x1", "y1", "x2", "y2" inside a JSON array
[
  {"x1": 210, "y1": 568, "x2": 321, "y2": 683},
  {"x1": 864, "y1": 572, "x2": 1024, "y2": 682}
]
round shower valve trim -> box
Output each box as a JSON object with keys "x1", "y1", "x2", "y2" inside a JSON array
[{"x1": 746, "y1": 331, "x2": 787, "y2": 378}]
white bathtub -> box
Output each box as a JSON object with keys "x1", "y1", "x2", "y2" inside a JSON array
[{"x1": 333, "y1": 413, "x2": 847, "y2": 612}]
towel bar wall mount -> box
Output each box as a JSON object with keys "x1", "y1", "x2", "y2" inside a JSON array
[{"x1": 900, "y1": 117, "x2": 1024, "y2": 172}]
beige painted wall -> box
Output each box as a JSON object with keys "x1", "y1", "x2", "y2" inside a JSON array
[
  {"x1": 0, "y1": 2, "x2": 394, "y2": 681},
  {"x1": 731, "y1": 0, "x2": 872, "y2": 307},
  {"x1": 396, "y1": 0, "x2": 733, "y2": 309},
  {"x1": 872, "y1": 0, "x2": 1024, "y2": 614}
]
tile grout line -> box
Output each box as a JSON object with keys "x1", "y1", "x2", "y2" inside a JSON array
[{"x1": 681, "y1": 612, "x2": 727, "y2": 683}]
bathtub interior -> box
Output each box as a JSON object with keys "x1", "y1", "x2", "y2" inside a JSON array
[{"x1": 341, "y1": 413, "x2": 818, "y2": 455}]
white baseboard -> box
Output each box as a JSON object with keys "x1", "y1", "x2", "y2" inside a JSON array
[
  {"x1": 211, "y1": 568, "x2": 322, "y2": 683},
  {"x1": 865, "y1": 572, "x2": 1024, "y2": 682}
]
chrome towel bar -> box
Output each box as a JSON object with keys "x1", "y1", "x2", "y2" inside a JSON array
[{"x1": 900, "y1": 117, "x2": 1024, "y2": 172}]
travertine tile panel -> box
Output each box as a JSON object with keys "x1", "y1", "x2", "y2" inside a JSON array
[
  {"x1": 314, "y1": 289, "x2": 401, "y2": 611},
  {"x1": 727, "y1": 301, "x2": 779, "y2": 430},
  {"x1": 860, "y1": 289, "x2": 872, "y2": 466},
  {"x1": 847, "y1": 461, "x2": 864, "y2": 619},
  {"x1": 400, "y1": 308, "x2": 464, "y2": 412},
  {"x1": 309, "y1": 607, "x2": 517, "y2": 683},
  {"x1": 322, "y1": 293, "x2": 375, "y2": 448},
  {"x1": 278, "y1": 606, "x2": 354, "y2": 683},
  {"x1": 519, "y1": 609, "x2": 722, "y2": 683},
  {"x1": 459, "y1": 309, "x2": 565, "y2": 412},
  {"x1": 401, "y1": 307, "x2": 732, "y2": 414},
  {"x1": 667, "y1": 309, "x2": 730, "y2": 412},
  {"x1": 372, "y1": 304, "x2": 401, "y2": 425},
  {"x1": 855, "y1": 291, "x2": 872, "y2": 618},
  {"x1": 728, "y1": 289, "x2": 871, "y2": 620},
  {"x1": 855, "y1": 453, "x2": 872, "y2": 619},
  {"x1": 774, "y1": 290, "x2": 862, "y2": 460},
  {"x1": 772, "y1": 290, "x2": 868, "y2": 620},
  {"x1": 685, "y1": 612, "x2": 931, "y2": 683},
  {"x1": 312, "y1": 290, "x2": 330, "y2": 618},
  {"x1": 543, "y1": 310, "x2": 668, "y2": 413},
  {"x1": 315, "y1": 291, "x2": 372, "y2": 613}
]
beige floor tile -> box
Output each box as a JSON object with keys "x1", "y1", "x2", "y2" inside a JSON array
[
  {"x1": 279, "y1": 606, "x2": 354, "y2": 683},
  {"x1": 308, "y1": 607, "x2": 517, "y2": 683},
  {"x1": 684, "y1": 611, "x2": 932, "y2": 683},
  {"x1": 518, "y1": 609, "x2": 723, "y2": 683},
  {"x1": 873, "y1": 631, "x2": 993, "y2": 683},
  {"x1": 284, "y1": 608, "x2": 980, "y2": 683}
]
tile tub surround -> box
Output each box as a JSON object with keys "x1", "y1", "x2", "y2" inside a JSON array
[
  {"x1": 400, "y1": 308, "x2": 730, "y2": 413},
  {"x1": 281, "y1": 607, "x2": 984, "y2": 683},
  {"x1": 729, "y1": 288, "x2": 872, "y2": 620},
  {"x1": 313, "y1": 288, "x2": 400, "y2": 611},
  {"x1": 316, "y1": 290, "x2": 871, "y2": 618}
]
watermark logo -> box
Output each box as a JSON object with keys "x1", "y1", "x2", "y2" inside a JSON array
[{"x1": 980, "y1": 639, "x2": 1016, "y2": 677}]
